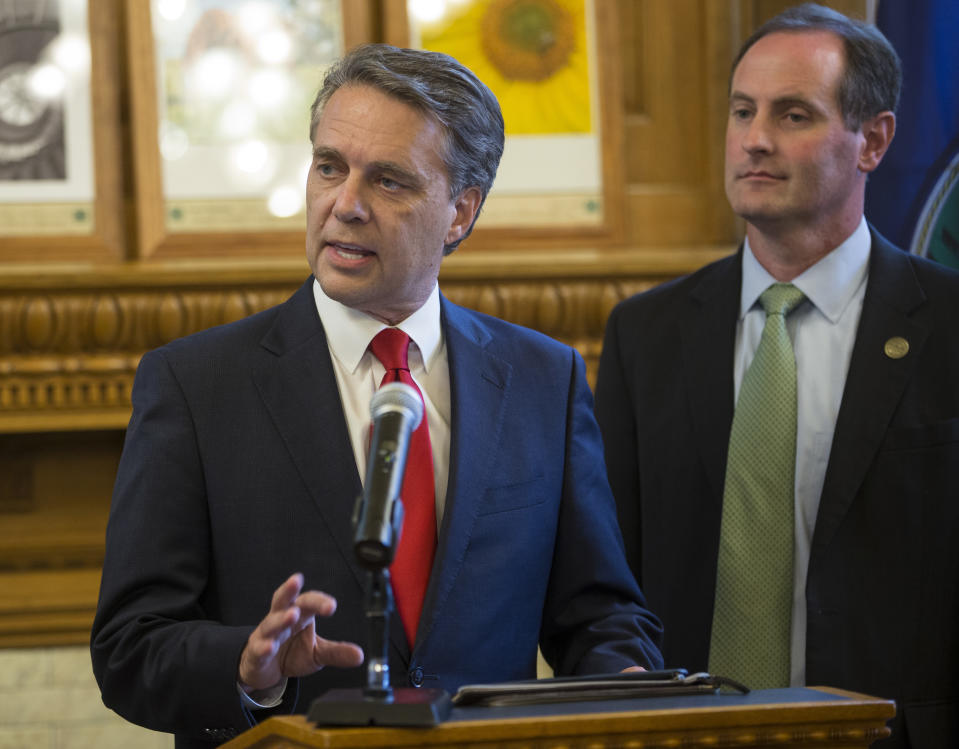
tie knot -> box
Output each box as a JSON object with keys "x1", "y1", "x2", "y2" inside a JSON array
[
  {"x1": 369, "y1": 328, "x2": 411, "y2": 371},
  {"x1": 759, "y1": 283, "x2": 805, "y2": 318}
]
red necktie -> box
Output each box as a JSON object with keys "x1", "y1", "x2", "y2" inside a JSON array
[{"x1": 368, "y1": 328, "x2": 437, "y2": 646}]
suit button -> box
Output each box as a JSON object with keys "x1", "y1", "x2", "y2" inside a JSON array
[{"x1": 409, "y1": 666, "x2": 425, "y2": 687}]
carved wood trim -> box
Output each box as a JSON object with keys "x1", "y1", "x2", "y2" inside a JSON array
[{"x1": 0, "y1": 249, "x2": 730, "y2": 432}]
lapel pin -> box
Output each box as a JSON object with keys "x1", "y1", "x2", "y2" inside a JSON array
[{"x1": 884, "y1": 336, "x2": 909, "y2": 360}]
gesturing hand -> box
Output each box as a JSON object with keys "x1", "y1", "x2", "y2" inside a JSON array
[{"x1": 238, "y1": 573, "x2": 364, "y2": 693}]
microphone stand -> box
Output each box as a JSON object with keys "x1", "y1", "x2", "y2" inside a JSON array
[
  {"x1": 308, "y1": 382, "x2": 451, "y2": 726},
  {"x1": 362, "y1": 567, "x2": 393, "y2": 699},
  {"x1": 307, "y1": 551, "x2": 452, "y2": 727}
]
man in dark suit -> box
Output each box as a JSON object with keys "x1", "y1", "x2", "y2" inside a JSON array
[
  {"x1": 595, "y1": 5, "x2": 958, "y2": 748},
  {"x1": 91, "y1": 44, "x2": 663, "y2": 747}
]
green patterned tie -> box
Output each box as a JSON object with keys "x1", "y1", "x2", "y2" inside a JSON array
[{"x1": 709, "y1": 282, "x2": 806, "y2": 689}]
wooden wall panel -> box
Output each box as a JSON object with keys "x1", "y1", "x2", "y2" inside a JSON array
[
  {"x1": 0, "y1": 431, "x2": 121, "y2": 647},
  {"x1": 624, "y1": 1, "x2": 707, "y2": 185},
  {"x1": 744, "y1": 0, "x2": 869, "y2": 33},
  {"x1": 621, "y1": 0, "x2": 736, "y2": 247}
]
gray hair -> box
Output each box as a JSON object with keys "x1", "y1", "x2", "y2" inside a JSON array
[
  {"x1": 310, "y1": 44, "x2": 505, "y2": 254},
  {"x1": 731, "y1": 2, "x2": 901, "y2": 130}
]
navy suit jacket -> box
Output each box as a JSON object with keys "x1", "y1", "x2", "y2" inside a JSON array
[
  {"x1": 91, "y1": 277, "x2": 663, "y2": 747},
  {"x1": 595, "y1": 229, "x2": 959, "y2": 748}
]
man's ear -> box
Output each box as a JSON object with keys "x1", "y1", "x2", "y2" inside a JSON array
[
  {"x1": 858, "y1": 111, "x2": 896, "y2": 173},
  {"x1": 445, "y1": 187, "x2": 483, "y2": 246}
]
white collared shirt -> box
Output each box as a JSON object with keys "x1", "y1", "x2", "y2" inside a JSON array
[
  {"x1": 735, "y1": 217, "x2": 871, "y2": 686},
  {"x1": 312, "y1": 279, "x2": 452, "y2": 529}
]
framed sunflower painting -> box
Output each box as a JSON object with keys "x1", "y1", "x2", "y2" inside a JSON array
[{"x1": 391, "y1": 0, "x2": 626, "y2": 248}]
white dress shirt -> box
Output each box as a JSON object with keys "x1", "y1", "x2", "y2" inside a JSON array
[
  {"x1": 312, "y1": 278, "x2": 452, "y2": 529},
  {"x1": 734, "y1": 217, "x2": 870, "y2": 686}
]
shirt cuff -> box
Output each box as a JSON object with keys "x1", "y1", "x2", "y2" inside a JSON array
[{"x1": 237, "y1": 678, "x2": 288, "y2": 709}]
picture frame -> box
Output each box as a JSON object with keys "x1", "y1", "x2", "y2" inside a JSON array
[
  {"x1": 384, "y1": 0, "x2": 627, "y2": 250},
  {"x1": 125, "y1": 0, "x2": 374, "y2": 261},
  {"x1": 0, "y1": 0, "x2": 125, "y2": 262}
]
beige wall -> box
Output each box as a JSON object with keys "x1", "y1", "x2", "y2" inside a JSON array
[{"x1": 0, "y1": 646, "x2": 170, "y2": 749}]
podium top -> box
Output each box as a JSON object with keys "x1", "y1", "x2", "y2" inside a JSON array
[{"x1": 223, "y1": 686, "x2": 895, "y2": 748}]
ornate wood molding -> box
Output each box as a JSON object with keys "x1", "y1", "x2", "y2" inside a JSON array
[{"x1": 0, "y1": 248, "x2": 730, "y2": 432}]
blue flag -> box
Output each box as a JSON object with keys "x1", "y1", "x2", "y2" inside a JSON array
[{"x1": 865, "y1": 0, "x2": 959, "y2": 268}]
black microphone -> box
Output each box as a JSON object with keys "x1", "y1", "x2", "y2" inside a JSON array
[{"x1": 353, "y1": 381, "x2": 423, "y2": 569}]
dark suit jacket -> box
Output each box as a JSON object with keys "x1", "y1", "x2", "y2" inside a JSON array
[
  {"x1": 91, "y1": 277, "x2": 663, "y2": 747},
  {"x1": 594, "y1": 228, "x2": 959, "y2": 748}
]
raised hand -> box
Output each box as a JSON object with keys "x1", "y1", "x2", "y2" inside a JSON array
[{"x1": 238, "y1": 573, "x2": 364, "y2": 693}]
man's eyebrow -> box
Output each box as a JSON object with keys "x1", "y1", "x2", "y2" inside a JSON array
[
  {"x1": 772, "y1": 96, "x2": 818, "y2": 110},
  {"x1": 367, "y1": 160, "x2": 424, "y2": 188},
  {"x1": 312, "y1": 146, "x2": 343, "y2": 161},
  {"x1": 729, "y1": 91, "x2": 819, "y2": 111}
]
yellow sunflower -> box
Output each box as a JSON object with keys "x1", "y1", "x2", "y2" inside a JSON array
[{"x1": 414, "y1": 0, "x2": 592, "y2": 135}]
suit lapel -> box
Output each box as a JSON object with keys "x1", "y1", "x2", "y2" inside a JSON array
[
  {"x1": 251, "y1": 279, "x2": 369, "y2": 595},
  {"x1": 414, "y1": 297, "x2": 512, "y2": 650},
  {"x1": 812, "y1": 232, "x2": 930, "y2": 553},
  {"x1": 682, "y1": 254, "x2": 741, "y2": 503}
]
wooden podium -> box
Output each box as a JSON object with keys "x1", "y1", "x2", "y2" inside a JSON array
[{"x1": 222, "y1": 686, "x2": 894, "y2": 748}]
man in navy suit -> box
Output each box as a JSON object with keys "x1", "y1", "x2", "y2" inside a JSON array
[
  {"x1": 595, "y1": 5, "x2": 959, "y2": 748},
  {"x1": 91, "y1": 44, "x2": 663, "y2": 747}
]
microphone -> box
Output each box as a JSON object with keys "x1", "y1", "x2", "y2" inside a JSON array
[{"x1": 353, "y1": 381, "x2": 423, "y2": 569}]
